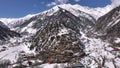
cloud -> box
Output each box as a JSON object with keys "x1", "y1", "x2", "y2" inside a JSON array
[
  {"x1": 47, "y1": 2, "x2": 57, "y2": 7},
  {"x1": 55, "y1": 0, "x2": 69, "y2": 4},
  {"x1": 74, "y1": 0, "x2": 80, "y2": 2},
  {"x1": 46, "y1": 0, "x2": 69, "y2": 7},
  {"x1": 111, "y1": 0, "x2": 120, "y2": 7}
]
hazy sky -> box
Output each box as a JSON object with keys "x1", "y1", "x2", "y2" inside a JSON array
[{"x1": 0, "y1": 0, "x2": 113, "y2": 18}]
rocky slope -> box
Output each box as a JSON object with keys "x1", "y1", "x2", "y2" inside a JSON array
[
  {"x1": 29, "y1": 7, "x2": 93, "y2": 63},
  {"x1": 0, "y1": 21, "x2": 9, "y2": 29},
  {"x1": 92, "y1": 6, "x2": 120, "y2": 46},
  {"x1": 0, "y1": 21, "x2": 20, "y2": 40},
  {"x1": 93, "y1": 6, "x2": 120, "y2": 35}
]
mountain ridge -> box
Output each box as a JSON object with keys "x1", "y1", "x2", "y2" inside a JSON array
[{"x1": 0, "y1": 4, "x2": 113, "y2": 28}]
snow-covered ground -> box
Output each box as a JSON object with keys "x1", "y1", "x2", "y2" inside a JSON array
[
  {"x1": 58, "y1": 28, "x2": 69, "y2": 36},
  {"x1": 114, "y1": 38, "x2": 120, "y2": 43},
  {"x1": 0, "y1": 37, "x2": 35, "y2": 64},
  {"x1": 80, "y1": 32, "x2": 120, "y2": 68}
]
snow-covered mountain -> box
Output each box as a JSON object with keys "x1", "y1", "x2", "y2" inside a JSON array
[
  {"x1": 93, "y1": 5, "x2": 120, "y2": 33},
  {"x1": 0, "y1": 4, "x2": 95, "y2": 36},
  {"x1": 91, "y1": 5, "x2": 120, "y2": 48},
  {"x1": 0, "y1": 4, "x2": 120, "y2": 68},
  {"x1": 30, "y1": 7, "x2": 94, "y2": 63},
  {"x1": 0, "y1": 21, "x2": 20, "y2": 40},
  {"x1": 0, "y1": 4, "x2": 112, "y2": 29},
  {"x1": 0, "y1": 14, "x2": 36, "y2": 28}
]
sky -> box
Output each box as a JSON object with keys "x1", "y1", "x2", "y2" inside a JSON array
[{"x1": 0, "y1": 0, "x2": 119, "y2": 18}]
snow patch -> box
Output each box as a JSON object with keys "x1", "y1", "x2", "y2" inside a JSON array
[
  {"x1": 20, "y1": 21, "x2": 37, "y2": 34},
  {"x1": 58, "y1": 28, "x2": 69, "y2": 35},
  {"x1": 114, "y1": 38, "x2": 120, "y2": 43}
]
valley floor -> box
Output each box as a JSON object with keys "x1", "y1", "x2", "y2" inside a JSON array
[{"x1": 0, "y1": 32, "x2": 120, "y2": 68}]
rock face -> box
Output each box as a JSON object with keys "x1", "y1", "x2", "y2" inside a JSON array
[
  {"x1": 93, "y1": 6, "x2": 120, "y2": 37},
  {"x1": 30, "y1": 7, "x2": 95, "y2": 50},
  {"x1": 90, "y1": 6, "x2": 120, "y2": 46},
  {"x1": 0, "y1": 21, "x2": 9, "y2": 29},
  {"x1": 29, "y1": 7, "x2": 94, "y2": 62},
  {"x1": 0, "y1": 26, "x2": 20, "y2": 40}
]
